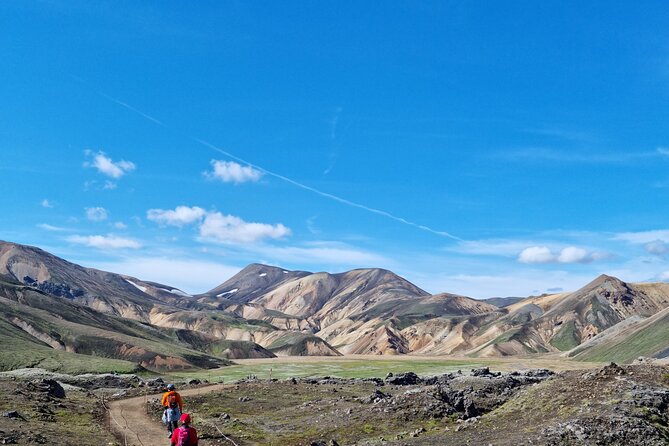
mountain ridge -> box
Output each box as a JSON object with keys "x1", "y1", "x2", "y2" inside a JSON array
[{"x1": 0, "y1": 240, "x2": 667, "y2": 372}]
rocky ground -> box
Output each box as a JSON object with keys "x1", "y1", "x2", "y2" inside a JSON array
[
  {"x1": 159, "y1": 363, "x2": 669, "y2": 446},
  {"x1": 0, "y1": 363, "x2": 667, "y2": 445},
  {"x1": 0, "y1": 369, "x2": 205, "y2": 445},
  {"x1": 0, "y1": 377, "x2": 115, "y2": 445}
]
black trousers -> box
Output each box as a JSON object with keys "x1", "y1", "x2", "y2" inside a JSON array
[{"x1": 167, "y1": 420, "x2": 178, "y2": 433}]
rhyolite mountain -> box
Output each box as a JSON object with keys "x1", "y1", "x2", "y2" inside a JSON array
[{"x1": 0, "y1": 240, "x2": 668, "y2": 373}]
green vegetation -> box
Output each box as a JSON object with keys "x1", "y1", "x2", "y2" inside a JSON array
[
  {"x1": 490, "y1": 328, "x2": 521, "y2": 345},
  {"x1": 550, "y1": 320, "x2": 580, "y2": 351},
  {"x1": 572, "y1": 312, "x2": 669, "y2": 363},
  {"x1": 0, "y1": 318, "x2": 140, "y2": 374},
  {"x1": 171, "y1": 358, "x2": 495, "y2": 382},
  {"x1": 0, "y1": 286, "x2": 232, "y2": 371}
]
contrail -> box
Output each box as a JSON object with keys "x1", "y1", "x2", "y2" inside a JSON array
[
  {"x1": 98, "y1": 93, "x2": 166, "y2": 126},
  {"x1": 94, "y1": 89, "x2": 461, "y2": 241}
]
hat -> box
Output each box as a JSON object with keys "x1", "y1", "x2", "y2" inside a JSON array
[
  {"x1": 167, "y1": 383, "x2": 175, "y2": 390},
  {"x1": 180, "y1": 413, "x2": 191, "y2": 424}
]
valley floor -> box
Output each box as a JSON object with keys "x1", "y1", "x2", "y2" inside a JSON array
[
  {"x1": 1, "y1": 358, "x2": 666, "y2": 445},
  {"x1": 171, "y1": 355, "x2": 605, "y2": 383}
]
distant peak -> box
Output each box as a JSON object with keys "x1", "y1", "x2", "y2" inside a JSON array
[{"x1": 579, "y1": 274, "x2": 626, "y2": 292}]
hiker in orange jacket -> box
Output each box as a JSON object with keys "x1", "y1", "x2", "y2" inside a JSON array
[{"x1": 161, "y1": 384, "x2": 184, "y2": 437}]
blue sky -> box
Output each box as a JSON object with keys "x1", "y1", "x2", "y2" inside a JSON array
[{"x1": 2, "y1": 1, "x2": 669, "y2": 297}]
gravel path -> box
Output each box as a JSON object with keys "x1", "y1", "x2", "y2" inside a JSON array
[{"x1": 108, "y1": 384, "x2": 230, "y2": 446}]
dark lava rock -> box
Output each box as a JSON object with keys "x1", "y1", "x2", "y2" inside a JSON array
[
  {"x1": 521, "y1": 369, "x2": 553, "y2": 378},
  {"x1": 39, "y1": 379, "x2": 65, "y2": 398},
  {"x1": 2, "y1": 411, "x2": 24, "y2": 421},
  {"x1": 147, "y1": 378, "x2": 164, "y2": 387},
  {"x1": 385, "y1": 372, "x2": 421, "y2": 386},
  {"x1": 471, "y1": 367, "x2": 500, "y2": 377}
]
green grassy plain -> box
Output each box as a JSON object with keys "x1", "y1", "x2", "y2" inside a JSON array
[{"x1": 171, "y1": 357, "x2": 501, "y2": 382}]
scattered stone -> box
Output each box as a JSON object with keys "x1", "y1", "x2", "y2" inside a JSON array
[
  {"x1": 363, "y1": 389, "x2": 390, "y2": 404},
  {"x1": 410, "y1": 427, "x2": 426, "y2": 437}
]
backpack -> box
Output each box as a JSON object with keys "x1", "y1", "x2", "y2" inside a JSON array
[
  {"x1": 174, "y1": 427, "x2": 191, "y2": 446},
  {"x1": 168, "y1": 392, "x2": 178, "y2": 409}
]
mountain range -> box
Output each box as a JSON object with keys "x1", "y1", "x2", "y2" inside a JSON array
[{"x1": 0, "y1": 240, "x2": 667, "y2": 372}]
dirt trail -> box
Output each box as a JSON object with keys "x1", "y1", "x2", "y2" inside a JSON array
[{"x1": 108, "y1": 383, "x2": 230, "y2": 446}]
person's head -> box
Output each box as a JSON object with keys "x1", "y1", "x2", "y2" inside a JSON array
[
  {"x1": 179, "y1": 413, "x2": 191, "y2": 426},
  {"x1": 167, "y1": 383, "x2": 175, "y2": 391}
]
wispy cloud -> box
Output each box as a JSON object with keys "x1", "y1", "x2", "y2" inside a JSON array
[
  {"x1": 67, "y1": 234, "x2": 142, "y2": 249},
  {"x1": 41, "y1": 199, "x2": 54, "y2": 208},
  {"x1": 249, "y1": 241, "x2": 389, "y2": 267},
  {"x1": 449, "y1": 239, "x2": 534, "y2": 257},
  {"x1": 85, "y1": 207, "x2": 108, "y2": 221},
  {"x1": 612, "y1": 229, "x2": 669, "y2": 244},
  {"x1": 204, "y1": 160, "x2": 263, "y2": 184},
  {"x1": 306, "y1": 216, "x2": 321, "y2": 235},
  {"x1": 89, "y1": 257, "x2": 240, "y2": 294},
  {"x1": 84, "y1": 150, "x2": 136, "y2": 178},
  {"x1": 329, "y1": 106, "x2": 343, "y2": 141},
  {"x1": 520, "y1": 127, "x2": 598, "y2": 143},
  {"x1": 498, "y1": 147, "x2": 658, "y2": 164},
  {"x1": 37, "y1": 223, "x2": 68, "y2": 232}
]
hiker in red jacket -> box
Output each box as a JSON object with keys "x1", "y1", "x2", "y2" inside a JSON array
[{"x1": 171, "y1": 413, "x2": 199, "y2": 446}]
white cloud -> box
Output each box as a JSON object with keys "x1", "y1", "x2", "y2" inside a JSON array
[
  {"x1": 85, "y1": 151, "x2": 136, "y2": 178},
  {"x1": 113, "y1": 221, "x2": 128, "y2": 230},
  {"x1": 644, "y1": 240, "x2": 669, "y2": 256},
  {"x1": 557, "y1": 246, "x2": 589, "y2": 263},
  {"x1": 146, "y1": 205, "x2": 291, "y2": 244},
  {"x1": 518, "y1": 246, "x2": 555, "y2": 264},
  {"x1": 147, "y1": 206, "x2": 206, "y2": 227},
  {"x1": 103, "y1": 181, "x2": 117, "y2": 190},
  {"x1": 85, "y1": 207, "x2": 108, "y2": 221},
  {"x1": 205, "y1": 160, "x2": 263, "y2": 184},
  {"x1": 199, "y1": 212, "x2": 290, "y2": 244},
  {"x1": 518, "y1": 246, "x2": 606, "y2": 264},
  {"x1": 67, "y1": 234, "x2": 141, "y2": 250},
  {"x1": 657, "y1": 147, "x2": 669, "y2": 156},
  {"x1": 41, "y1": 199, "x2": 54, "y2": 208}
]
